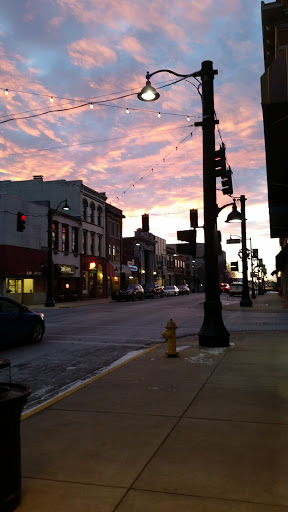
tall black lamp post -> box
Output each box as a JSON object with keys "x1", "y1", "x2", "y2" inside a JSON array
[
  {"x1": 137, "y1": 60, "x2": 229, "y2": 347},
  {"x1": 226, "y1": 195, "x2": 252, "y2": 307},
  {"x1": 45, "y1": 199, "x2": 70, "y2": 307}
]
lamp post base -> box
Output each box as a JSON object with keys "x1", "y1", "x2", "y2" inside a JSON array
[
  {"x1": 240, "y1": 296, "x2": 252, "y2": 307},
  {"x1": 45, "y1": 297, "x2": 55, "y2": 307},
  {"x1": 198, "y1": 300, "x2": 230, "y2": 347}
]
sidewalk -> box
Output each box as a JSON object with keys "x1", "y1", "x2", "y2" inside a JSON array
[{"x1": 17, "y1": 292, "x2": 288, "y2": 511}]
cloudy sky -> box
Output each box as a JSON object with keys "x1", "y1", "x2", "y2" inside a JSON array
[{"x1": 0, "y1": 0, "x2": 279, "y2": 277}]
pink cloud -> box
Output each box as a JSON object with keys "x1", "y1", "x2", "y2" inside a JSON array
[{"x1": 67, "y1": 39, "x2": 117, "y2": 69}]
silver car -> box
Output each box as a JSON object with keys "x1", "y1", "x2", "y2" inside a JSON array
[{"x1": 164, "y1": 285, "x2": 179, "y2": 296}]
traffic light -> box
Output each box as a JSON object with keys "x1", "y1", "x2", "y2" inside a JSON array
[
  {"x1": 231, "y1": 261, "x2": 238, "y2": 271},
  {"x1": 221, "y1": 166, "x2": 233, "y2": 195},
  {"x1": 17, "y1": 211, "x2": 26, "y2": 232},
  {"x1": 142, "y1": 214, "x2": 149, "y2": 232},
  {"x1": 214, "y1": 143, "x2": 226, "y2": 177},
  {"x1": 177, "y1": 229, "x2": 196, "y2": 256},
  {"x1": 190, "y1": 209, "x2": 198, "y2": 228}
]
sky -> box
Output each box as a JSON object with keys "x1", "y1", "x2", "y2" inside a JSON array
[{"x1": 0, "y1": 0, "x2": 280, "y2": 278}]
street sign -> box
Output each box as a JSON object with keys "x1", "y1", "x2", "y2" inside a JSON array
[{"x1": 226, "y1": 238, "x2": 241, "y2": 244}]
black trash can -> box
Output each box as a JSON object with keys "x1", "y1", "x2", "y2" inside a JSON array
[{"x1": 0, "y1": 382, "x2": 31, "y2": 512}]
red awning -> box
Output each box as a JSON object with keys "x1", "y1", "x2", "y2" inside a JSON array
[{"x1": 106, "y1": 262, "x2": 116, "y2": 277}]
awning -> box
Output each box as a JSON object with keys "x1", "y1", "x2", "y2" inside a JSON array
[
  {"x1": 106, "y1": 262, "x2": 116, "y2": 277},
  {"x1": 275, "y1": 245, "x2": 288, "y2": 271}
]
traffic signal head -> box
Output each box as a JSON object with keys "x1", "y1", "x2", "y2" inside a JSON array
[
  {"x1": 221, "y1": 166, "x2": 233, "y2": 195},
  {"x1": 190, "y1": 209, "x2": 198, "y2": 228},
  {"x1": 215, "y1": 143, "x2": 226, "y2": 177},
  {"x1": 17, "y1": 211, "x2": 26, "y2": 232},
  {"x1": 231, "y1": 261, "x2": 238, "y2": 271}
]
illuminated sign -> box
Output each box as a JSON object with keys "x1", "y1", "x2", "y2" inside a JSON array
[{"x1": 89, "y1": 262, "x2": 96, "y2": 270}]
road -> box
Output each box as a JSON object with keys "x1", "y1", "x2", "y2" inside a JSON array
[{"x1": 1, "y1": 292, "x2": 288, "y2": 413}]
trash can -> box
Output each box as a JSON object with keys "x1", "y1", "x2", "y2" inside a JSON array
[{"x1": 0, "y1": 359, "x2": 31, "y2": 512}]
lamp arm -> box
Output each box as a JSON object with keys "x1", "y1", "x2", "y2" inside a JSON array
[
  {"x1": 146, "y1": 69, "x2": 201, "y2": 80},
  {"x1": 216, "y1": 202, "x2": 234, "y2": 216}
]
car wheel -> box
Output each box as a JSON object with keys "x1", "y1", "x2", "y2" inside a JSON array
[{"x1": 31, "y1": 322, "x2": 44, "y2": 343}]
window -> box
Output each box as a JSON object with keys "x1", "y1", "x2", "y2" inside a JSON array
[
  {"x1": 98, "y1": 234, "x2": 102, "y2": 256},
  {"x1": 83, "y1": 230, "x2": 87, "y2": 254},
  {"x1": 90, "y1": 202, "x2": 95, "y2": 224},
  {"x1": 90, "y1": 232, "x2": 95, "y2": 255},
  {"x1": 72, "y1": 227, "x2": 78, "y2": 253},
  {"x1": 82, "y1": 199, "x2": 88, "y2": 221},
  {"x1": 112, "y1": 245, "x2": 116, "y2": 262},
  {"x1": 109, "y1": 244, "x2": 112, "y2": 260},
  {"x1": 52, "y1": 221, "x2": 59, "y2": 250},
  {"x1": 97, "y1": 205, "x2": 102, "y2": 226},
  {"x1": 62, "y1": 225, "x2": 69, "y2": 252}
]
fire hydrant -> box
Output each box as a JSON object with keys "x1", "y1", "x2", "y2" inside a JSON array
[{"x1": 162, "y1": 319, "x2": 179, "y2": 357}]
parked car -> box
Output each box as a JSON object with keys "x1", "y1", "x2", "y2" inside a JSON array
[
  {"x1": 229, "y1": 282, "x2": 243, "y2": 296},
  {"x1": 143, "y1": 283, "x2": 165, "y2": 299},
  {"x1": 0, "y1": 295, "x2": 45, "y2": 345},
  {"x1": 219, "y1": 282, "x2": 230, "y2": 294},
  {"x1": 178, "y1": 284, "x2": 190, "y2": 295},
  {"x1": 164, "y1": 285, "x2": 179, "y2": 296},
  {"x1": 112, "y1": 284, "x2": 144, "y2": 301}
]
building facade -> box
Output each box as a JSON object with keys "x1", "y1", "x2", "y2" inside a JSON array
[
  {"x1": 261, "y1": 0, "x2": 288, "y2": 296},
  {"x1": 0, "y1": 177, "x2": 126, "y2": 302}
]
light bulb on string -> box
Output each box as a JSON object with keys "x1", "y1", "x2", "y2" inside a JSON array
[
  {"x1": 158, "y1": 112, "x2": 161, "y2": 118},
  {"x1": 187, "y1": 115, "x2": 190, "y2": 121},
  {"x1": 50, "y1": 96, "x2": 54, "y2": 103},
  {"x1": 5, "y1": 89, "x2": 8, "y2": 95},
  {"x1": 90, "y1": 103, "x2": 94, "y2": 109},
  {"x1": 126, "y1": 108, "x2": 129, "y2": 114}
]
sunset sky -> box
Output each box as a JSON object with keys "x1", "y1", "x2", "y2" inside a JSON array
[{"x1": 0, "y1": 1, "x2": 280, "y2": 277}]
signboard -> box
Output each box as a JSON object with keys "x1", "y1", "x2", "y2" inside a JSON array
[
  {"x1": 226, "y1": 238, "x2": 241, "y2": 244},
  {"x1": 58, "y1": 264, "x2": 76, "y2": 275},
  {"x1": 128, "y1": 265, "x2": 138, "y2": 271}
]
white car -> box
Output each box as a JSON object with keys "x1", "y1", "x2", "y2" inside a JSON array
[
  {"x1": 229, "y1": 282, "x2": 243, "y2": 296},
  {"x1": 164, "y1": 285, "x2": 179, "y2": 296}
]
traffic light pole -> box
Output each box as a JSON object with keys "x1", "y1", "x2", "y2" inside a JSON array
[
  {"x1": 197, "y1": 61, "x2": 230, "y2": 347},
  {"x1": 240, "y1": 195, "x2": 252, "y2": 307},
  {"x1": 45, "y1": 207, "x2": 55, "y2": 307}
]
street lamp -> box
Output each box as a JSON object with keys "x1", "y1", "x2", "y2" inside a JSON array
[
  {"x1": 45, "y1": 199, "x2": 70, "y2": 307},
  {"x1": 225, "y1": 195, "x2": 252, "y2": 307},
  {"x1": 137, "y1": 61, "x2": 229, "y2": 347}
]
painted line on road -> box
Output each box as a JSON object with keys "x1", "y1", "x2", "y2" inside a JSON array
[{"x1": 21, "y1": 343, "x2": 161, "y2": 421}]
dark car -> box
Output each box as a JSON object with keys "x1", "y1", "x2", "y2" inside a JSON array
[
  {"x1": 143, "y1": 282, "x2": 165, "y2": 299},
  {"x1": 112, "y1": 284, "x2": 144, "y2": 301},
  {"x1": 177, "y1": 284, "x2": 190, "y2": 295},
  {"x1": 0, "y1": 295, "x2": 45, "y2": 345}
]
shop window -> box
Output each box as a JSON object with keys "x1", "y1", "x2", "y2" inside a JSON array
[
  {"x1": 62, "y1": 225, "x2": 69, "y2": 252},
  {"x1": 52, "y1": 221, "x2": 59, "y2": 250},
  {"x1": 82, "y1": 198, "x2": 88, "y2": 221},
  {"x1": 5, "y1": 278, "x2": 22, "y2": 294},
  {"x1": 72, "y1": 227, "x2": 78, "y2": 253},
  {"x1": 23, "y1": 279, "x2": 34, "y2": 293},
  {"x1": 90, "y1": 232, "x2": 95, "y2": 255},
  {"x1": 83, "y1": 230, "x2": 87, "y2": 254},
  {"x1": 90, "y1": 202, "x2": 95, "y2": 224},
  {"x1": 97, "y1": 205, "x2": 102, "y2": 226}
]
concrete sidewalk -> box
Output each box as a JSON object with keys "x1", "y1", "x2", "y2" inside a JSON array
[{"x1": 17, "y1": 293, "x2": 288, "y2": 511}]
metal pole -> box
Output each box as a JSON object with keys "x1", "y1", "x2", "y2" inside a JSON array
[
  {"x1": 250, "y1": 238, "x2": 256, "y2": 299},
  {"x1": 45, "y1": 207, "x2": 55, "y2": 307},
  {"x1": 198, "y1": 61, "x2": 230, "y2": 347},
  {"x1": 240, "y1": 195, "x2": 252, "y2": 307}
]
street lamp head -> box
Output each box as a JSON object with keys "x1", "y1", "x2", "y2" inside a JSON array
[
  {"x1": 62, "y1": 199, "x2": 70, "y2": 211},
  {"x1": 137, "y1": 80, "x2": 160, "y2": 102},
  {"x1": 225, "y1": 200, "x2": 242, "y2": 223}
]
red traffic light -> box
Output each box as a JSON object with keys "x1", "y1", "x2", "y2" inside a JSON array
[{"x1": 17, "y1": 211, "x2": 26, "y2": 232}]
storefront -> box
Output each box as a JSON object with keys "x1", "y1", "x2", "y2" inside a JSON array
[
  {"x1": 81, "y1": 255, "x2": 115, "y2": 299},
  {"x1": 55, "y1": 263, "x2": 80, "y2": 301},
  {"x1": 0, "y1": 245, "x2": 47, "y2": 305}
]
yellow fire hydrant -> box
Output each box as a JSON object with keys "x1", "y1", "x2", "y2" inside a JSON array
[{"x1": 162, "y1": 319, "x2": 179, "y2": 357}]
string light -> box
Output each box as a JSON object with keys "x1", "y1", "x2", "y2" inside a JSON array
[
  {"x1": 126, "y1": 107, "x2": 129, "y2": 114},
  {"x1": 5, "y1": 89, "x2": 8, "y2": 95},
  {"x1": 50, "y1": 96, "x2": 54, "y2": 103},
  {"x1": 158, "y1": 112, "x2": 161, "y2": 118},
  {"x1": 90, "y1": 103, "x2": 94, "y2": 109},
  {"x1": 187, "y1": 115, "x2": 190, "y2": 121}
]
